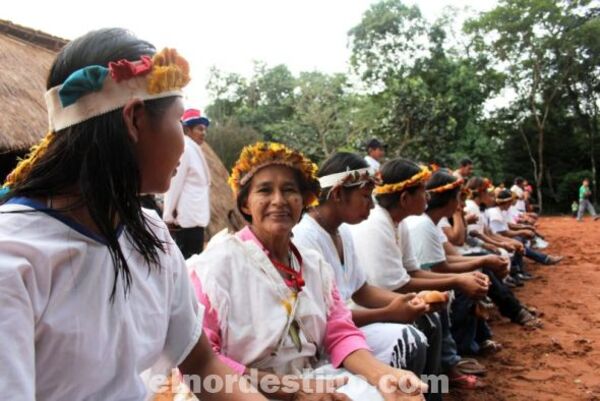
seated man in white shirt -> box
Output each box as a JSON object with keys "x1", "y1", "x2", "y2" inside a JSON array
[
  {"x1": 405, "y1": 171, "x2": 508, "y2": 358},
  {"x1": 436, "y1": 183, "x2": 542, "y2": 329},
  {"x1": 163, "y1": 108, "x2": 211, "y2": 258},
  {"x1": 487, "y1": 190, "x2": 563, "y2": 268},
  {"x1": 292, "y1": 152, "x2": 433, "y2": 389},
  {"x1": 350, "y1": 158, "x2": 490, "y2": 390},
  {"x1": 510, "y1": 177, "x2": 538, "y2": 223}
]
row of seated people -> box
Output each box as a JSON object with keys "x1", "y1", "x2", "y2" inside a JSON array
[{"x1": 158, "y1": 143, "x2": 562, "y2": 401}]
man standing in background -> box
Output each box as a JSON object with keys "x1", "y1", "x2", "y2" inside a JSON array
[
  {"x1": 364, "y1": 138, "x2": 387, "y2": 172},
  {"x1": 453, "y1": 158, "x2": 473, "y2": 180},
  {"x1": 163, "y1": 108, "x2": 211, "y2": 258},
  {"x1": 577, "y1": 178, "x2": 599, "y2": 222}
]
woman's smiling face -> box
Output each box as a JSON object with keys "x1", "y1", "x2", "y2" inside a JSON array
[{"x1": 241, "y1": 165, "x2": 304, "y2": 238}]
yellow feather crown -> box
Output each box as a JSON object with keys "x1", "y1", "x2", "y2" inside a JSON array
[
  {"x1": 428, "y1": 177, "x2": 464, "y2": 193},
  {"x1": 374, "y1": 165, "x2": 431, "y2": 195},
  {"x1": 228, "y1": 142, "x2": 320, "y2": 206}
]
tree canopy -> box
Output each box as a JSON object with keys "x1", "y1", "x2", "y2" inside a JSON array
[{"x1": 204, "y1": 0, "x2": 600, "y2": 213}]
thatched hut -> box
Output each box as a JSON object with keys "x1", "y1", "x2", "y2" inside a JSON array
[
  {"x1": 0, "y1": 20, "x2": 67, "y2": 179},
  {"x1": 0, "y1": 20, "x2": 243, "y2": 237}
]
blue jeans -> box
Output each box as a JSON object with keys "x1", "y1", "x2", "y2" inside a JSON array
[
  {"x1": 449, "y1": 290, "x2": 491, "y2": 355},
  {"x1": 577, "y1": 199, "x2": 597, "y2": 220},
  {"x1": 515, "y1": 236, "x2": 550, "y2": 265},
  {"x1": 440, "y1": 307, "x2": 461, "y2": 371}
]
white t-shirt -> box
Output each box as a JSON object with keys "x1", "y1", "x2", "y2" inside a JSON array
[
  {"x1": 511, "y1": 185, "x2": 526, "y2": 212},
  {"x1": 348, "y1": 205, "x2": 419, "y2": 291},
  {"x1": 364, "y1": 155, "x2": 381, "y2": 173},
  {"x1": 163, "y1": 136, "x2": 211, "y2": 228},
  {"x1": 438, "y1": 216, "x2": 484, "y2": 255},
  {"x1": 507, "y1": 205, "x2": 522, "y2": 224},
  {"x1": 464, "y1": 199, "x2": 485, "y2": 234},
  {"x1": 405, "y1": 214, "x2": 447, "y2": 269},
  {"x1": 485, "y1": 206, "x2": 509, "y2": 234},
  {"x1": 293, "y1": 214, "x2": 366, "y2": 302},
  {"x1": 0, "y1": 198, "x2": 203, "y2": 401}
]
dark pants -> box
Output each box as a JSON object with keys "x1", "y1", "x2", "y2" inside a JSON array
[
  {"x1": 440, "y1": 308, "x2": 460, "y2": 372},
  {"x1": 449, "y1": 290, "x2": 491, "y2": 356},
  {"x1": 172, "y1": 226, "x2": 204, "y2": 259},
  {"x1": 525, "y1": 246, "x2": 550, "y2": 264},
  {"x1": 515, "y1": 236, "x2": 550, "y2": 265},
  {"x1": 415, "y1": 314, "x2": 443, "y2": 401},
  {"x1": 482, "y1": 268, "x2": 522, "y2": 321},
  {"x1": 465, "y1": 252, "x2": 524, "y2": 322}
]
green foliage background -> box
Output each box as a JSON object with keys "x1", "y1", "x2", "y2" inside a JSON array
[{"x1": 205, "y1": 0, "x2": 600, "y2": 214}]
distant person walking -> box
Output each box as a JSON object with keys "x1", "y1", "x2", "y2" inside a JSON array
[{"x1": 577, "y1": 178, "x2": 599, "y2": 221}]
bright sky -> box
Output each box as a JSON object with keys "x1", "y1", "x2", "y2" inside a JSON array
[{"x1": 5, "y1": 0, "x2": 497, "y2": 109}]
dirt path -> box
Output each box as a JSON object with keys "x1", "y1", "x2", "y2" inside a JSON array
[{"x1": 448, "y1": 216, "x2": 600, "y2": 401}]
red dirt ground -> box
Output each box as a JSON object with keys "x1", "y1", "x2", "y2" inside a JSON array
[{"x1": 448, "y1": 216, "x2": 600, "y2": 401}]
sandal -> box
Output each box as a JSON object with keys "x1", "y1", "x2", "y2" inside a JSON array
[
  {"x1": 475, "y1": 298, "x2": 495, "y2": 320},
  {"x1": 455, "y1": 358, "x2": 487, "y2": 376},
  {"x1": 479, "y1": 339, "x2": 503, "y2": 355},
  {"x1": 523, "y1": 305, "x2": 543, "y2": 317},
  {"x1": 516, "y1": 308, "x2": 543, "y2": 329},
  {"x1": 449, "y1": 374, "x2": 487, "y2": 390}
]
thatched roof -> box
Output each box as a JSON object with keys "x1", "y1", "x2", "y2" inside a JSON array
[
  {"x1": 0, "y1": 19, "x2": 68, "y2": 151},
  {"x1": 0, "y1": 20, "x2": 244, "y2": 235},
  {"x1": 203, "y1": 143, "x2": 246, "y2": 236}
]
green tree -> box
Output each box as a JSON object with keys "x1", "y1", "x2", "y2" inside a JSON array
[
  {"x1": 280, "y1": 72, "x2": 354, "y2": 161},
  {"x1": 349, "y1": 1, "x2": 502, "y2": 165},
  {"x1": 466, "y1": 0, "x2": 596, "y2": 211}
]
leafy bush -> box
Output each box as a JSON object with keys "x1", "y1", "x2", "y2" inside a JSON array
[{"x1": 205, "y1": 118, "x2": 261, "y2": 171}]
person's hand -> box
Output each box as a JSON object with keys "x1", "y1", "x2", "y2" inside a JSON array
[
  {"x1": 512, "y1": 241, "x2": 525, "y2": 254},
  {"x1": 457, "y1": 272, "x2": 489, "y2": 299},
  {"x1": 465, "y1": 213, "x2": 479, "y2": 225},
  {"x1": 521, "y1": 230, "x2": 535, "y2": 239},
  {"x1": 482, "y1": 254, "x2": 510, "y2": 277},
  {"x1": 376, "y1": 367, "x2": 427, "y2": 401},
  {"x1": 416, "y1": 291, "x2": 449, "y2": 313},
  {"x1": 492, "y1": 256, "x2": 510, "y2": 279},
  {"x1": 291, "y1": 377, "x2": 351, "y2": 401},
  {"x1": 482, "y1": 243, "x2": 501, "y2": 255},
  {"x1": 384, "y1": 294, "x2": 429, "y2": 323},
  {"x1": 500, "y1": 241, "x2": 516, "y2": 253}
]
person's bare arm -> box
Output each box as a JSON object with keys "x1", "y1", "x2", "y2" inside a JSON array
[
  {"x1": 441, "y1": 211, "x2": 467, "y2": 246},
  {"x1": 351, "y1": 284, "x2": 429, "y2": 326},
  {"x1": 405, "y1": 270, "x2": 489, "y2": 299},
  {"x1": 179, "y1": 334, "x2": 267, "y2": 401}
]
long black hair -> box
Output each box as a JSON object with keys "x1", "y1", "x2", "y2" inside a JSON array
[{"x1": 5, "y1": 28, "x2": 178, "y2": 300}]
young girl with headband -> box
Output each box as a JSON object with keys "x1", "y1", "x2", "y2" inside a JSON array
[{"x1": 0, "y1": 28, "x2": 264, "y2": 401}]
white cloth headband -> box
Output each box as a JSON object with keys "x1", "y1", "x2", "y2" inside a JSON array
[
  {"x1": 318, "y1": 168, "x2": 372, "y2": 188},
  {"x1": 45, "y1": 77, "x2": 183, "y2": 132}
]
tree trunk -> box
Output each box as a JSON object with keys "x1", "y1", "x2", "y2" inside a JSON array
[
  {"x1": 545, "y1": 167, "x2": 559, "y2": 202},
  {"x1": 536, "y1": 126, "x2": 544, "y2": 213},
  {"x1": 567, "y1": 83, "x2": 598, "y2": 206},
  {"x1": 518, "y1": 125, "x2": 541, "y2": 212},
  {"x1": 592, "y1": 105, "x2": 598, "y2": 205}
]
